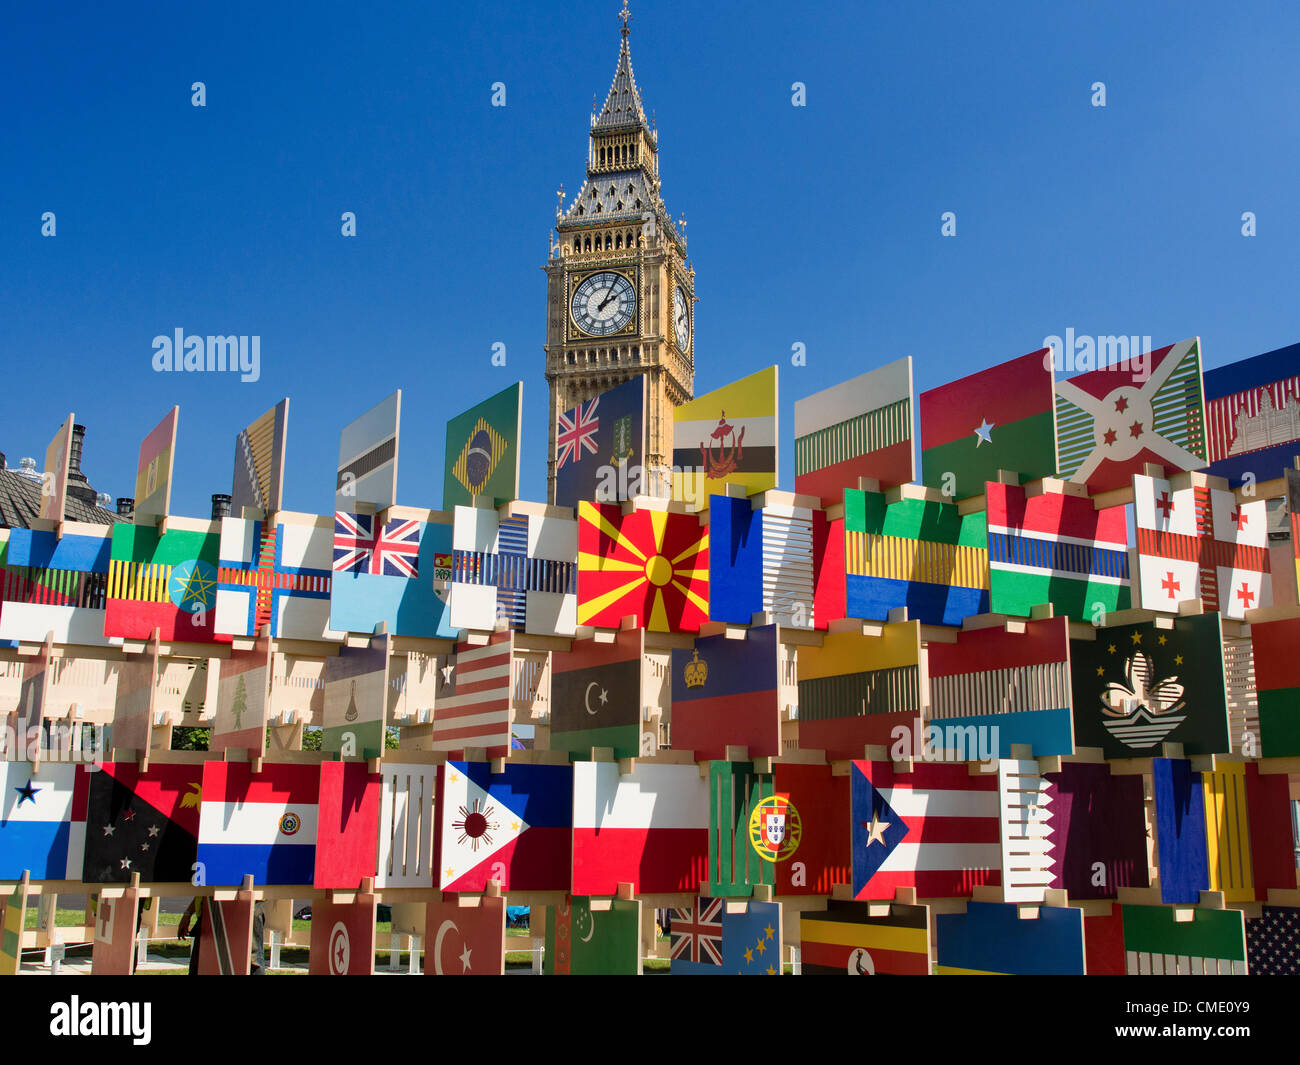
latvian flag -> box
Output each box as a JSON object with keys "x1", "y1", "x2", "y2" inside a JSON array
[{"x1": 196, "y1": 761, "x2": 320, "y2": 885}]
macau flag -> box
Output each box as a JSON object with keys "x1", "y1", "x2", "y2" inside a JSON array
[
  {"x1": 443, "y1": 382, "x2": 522, "y2": 510},
  {"x1": 672, "y1": 366, "x2": 777, "y2": 507},
  {"x1": 106, "y1": 520, "x2": 224, "y2": 642}
]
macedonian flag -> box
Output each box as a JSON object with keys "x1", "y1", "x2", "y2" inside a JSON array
[{"x1": 577, "y1": 502, "x2": 709, "y2": 632}]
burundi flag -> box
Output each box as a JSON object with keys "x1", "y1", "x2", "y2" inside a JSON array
[
  {"x1": 800, "y1": 899, "x2": 930, "y2": 975},
  {"x1": 919, "y1": 348, "x2": 1057, "y2": 501},
  {"x1": 669, "y1": 897, "x2": 782, "y2": 976},
  {"x1": 794, "y1": 357, "x2": 914, "y2": 504},
  {"x1": 1202, "y1": 340, "x2": 1300, "y2": 487},
  {"x1": 986, "y1": 480, "x2": 1130, "y2": 623},
  {"x1": 671, "y1": 366, "x2": 778, "y2": 507},
  {"x1": 197, "y1": 761, "x2": 320, "y2": 885},
  {"x1": 81, "y1": 762, "x2": 202, "y2": 883},
  {"x1": 577, "y1": 501, "x2": 709, "y2": 632},
  {"x1": 134, "y1": 406, "x2": 179, "y2": 523},
  {"x1": 443, "y1": 382, "x2": 522, "y2": 510},
  {"x1": 1054, "y1": 337, "x2": 1208, "y2": 493},
  {"x1": 1252, "y1": 615, "x2": 1300, "y2": 756},
  {"x1": 843, "y1": 486, "x2": 988, "y2": 627},
  {"x1": 555, "y1": 375, "x2": 646, "y2": 509},
  {"x1": 0, "y1": 762, "x2": 84, "y2": 880},
  {"x1": 936, "y1": 901, "x2": 1085, "y2": 975},
  {"x1": 106, "y1": 520, "x2": 224, "y2": 643},
  {"x1": 545, "y1": 896, "x2": 642, "y2": 976},
  {"x1": 1121, "y1": 903, "x2": 1247, "y2": 975}
]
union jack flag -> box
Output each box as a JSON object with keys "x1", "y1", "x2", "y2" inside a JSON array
[
  {"x1": 333, "y1": 512, "x2": 422, "y2": 578},
  {"x1": 556, "y1": 397, "x2": 599, "y2": 470},
  {"x1": 669, "y1": 897, "x2": 723, "y2": 965}
]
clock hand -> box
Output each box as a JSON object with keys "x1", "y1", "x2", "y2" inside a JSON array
[{"x1": 597, "y1": 286, "x2": 618, "y2": 312}]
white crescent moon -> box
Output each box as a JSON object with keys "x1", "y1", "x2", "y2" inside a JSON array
[
  {"x1": 584, "y1": 682, "x2": 599, "y2": 716},
  {"x1": 580, "y1": 913, "x2": 595, "y2": 943},
  {"x1": 432, "y1": 920, "x2": 458, "y2": 976}
]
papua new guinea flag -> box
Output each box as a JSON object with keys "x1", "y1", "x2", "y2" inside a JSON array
[
  {"x1": 919, "y1": 348, "x2": 1057, "y2": 501},
  {"x1": 81, "y1": 762, "x2": 202, "y2": 883},
  {"x1": 106, "y1": 520, "x2": 226, "y2": 642}
]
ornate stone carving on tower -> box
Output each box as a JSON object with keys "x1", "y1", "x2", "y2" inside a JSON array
[{"x1": 544, "y1": 1, "x2": 695, "y2": 503}]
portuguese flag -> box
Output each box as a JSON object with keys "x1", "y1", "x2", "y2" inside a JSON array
[{"x1": 919, "y1": 348, "x2": 1057, "y2": 500}]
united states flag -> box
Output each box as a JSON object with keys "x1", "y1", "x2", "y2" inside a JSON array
[
  {"x1": 670, "y1": 897, "x2": 723, "y2": 965},
  {"x1": 333, "y1": 513, "x2": 421, "y2": 578},
  {"x1": 556, "y1": 397, "x2": 599, "y2": 470},
  {"x1": 430, "y1": 632, "x2": 513, "y2": 755}
]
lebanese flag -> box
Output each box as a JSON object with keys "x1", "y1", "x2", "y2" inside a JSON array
[
  {"x1": 314, "y1": 761, "x2": 380, "y2": 890},
  {"x1": 197, "y1": 761, "x2": 319, "y2": 886},
  {"x1": 572, "y1": 761, "x2": 709, "y2": 895}
]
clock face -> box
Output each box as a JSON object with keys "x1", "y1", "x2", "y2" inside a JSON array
[
  {"x1": 571, "y1": 271, "x2": 636, "y2": 337},
  {"x1": 673, "y1": 285, "x2": 690, "y2": 351}
]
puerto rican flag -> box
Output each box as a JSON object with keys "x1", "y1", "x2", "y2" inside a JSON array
[
  {"x1": 851, "y1": 760, "x2": 1001, "y2": 900},
  {"x1": 196, "y1": 762, "x2": 320, "y2": 885},
  {"x1": 333, "y1": 513, "x2": 422, "y2": 578},
  {"x1": 556, "y1": 397, "x2": 599, "y2": 470}
]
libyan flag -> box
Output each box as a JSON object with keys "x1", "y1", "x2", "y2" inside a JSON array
[{"x1": 919, "y1": 349, "x2": 1057, "y2": 500}]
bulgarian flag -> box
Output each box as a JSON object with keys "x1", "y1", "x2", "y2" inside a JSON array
[{"x1": 920, "y1": 348, "x2": 1058, "y2": 501}]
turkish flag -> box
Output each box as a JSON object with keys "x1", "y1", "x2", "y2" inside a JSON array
[{"x1": 425, "y1": 893, "x2": 506, "y2": 976}]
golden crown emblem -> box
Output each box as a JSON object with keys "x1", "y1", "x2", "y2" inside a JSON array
[{"x1": 683, "y1": 649, "x2": 708, "y2": 689}]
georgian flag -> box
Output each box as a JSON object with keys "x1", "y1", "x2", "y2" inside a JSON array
[{"x1": 1134, "y1": 473, "x2": 1201, "y2": 611}]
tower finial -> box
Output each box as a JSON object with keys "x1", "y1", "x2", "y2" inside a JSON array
[{"x1": 619, "y1": 0, "x2": 631, "y2": 38}]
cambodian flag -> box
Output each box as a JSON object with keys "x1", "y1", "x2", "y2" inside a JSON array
[{"x1": 197, "y1": 762, "x2": 319, "y2": 885}]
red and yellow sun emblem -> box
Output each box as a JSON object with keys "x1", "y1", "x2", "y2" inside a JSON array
[{"x1": 578, "y1": 501, "x2": 709, "y2": 632}]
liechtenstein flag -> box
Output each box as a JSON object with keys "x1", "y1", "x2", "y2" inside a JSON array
[{"x1": 197, "y1": 762, "x2": 319, "y2": 885}]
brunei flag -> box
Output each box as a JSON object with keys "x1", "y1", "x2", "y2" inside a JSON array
[
  {"x1": 1252, "y1": 616, "x2": 1300, "y2": 756},
  {"x1": 800, "y1": 899, "x2": 930, "y2": 975},
  {"x1": 919, "y1": 349, "x2": 1057, "y2": 501},
  {"x1": 106, "y1": 520, "x2": 225, "y2": 643},
  {"x1": 672, "y1": 366, "x2": 777, "y2": 507}
]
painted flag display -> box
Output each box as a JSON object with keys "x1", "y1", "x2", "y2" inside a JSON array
[
  {"x1": 1083, "y1": 905, "x2": 1127, "y2": 975},
  {"x1": 1133, "y1": 473, "x2": 1270, "y2": 620},
  {"x1": 796, "y1": 622, "x2": 922, "y2": 759},
  {"x1": 1212, "y1": 760, "x2": 1296, "y2": 900},
  {"x1": 322, "y1": 634, "x2": 389, "y2": 758},
  {"x1": 843, "y1": 487, "x2": 988, "y2": 626},
  {"x1": 1251, "y1": 615, "x2": 1300, "y2": 756},
  {"x1": 799, "y1": 899, "x2": 929, "y2": 975},
  {"x1": 671, "y1": 366, "x2": 778, "y2": 505},
  {"x1": 377, "y1": 762, "x2": 437, "y2": 889},
  {"x1": 0, "y1": 881, "x2": 27, "y2": 976},
  {"x1": 670, "y1": 624, "x2": 780, "y2": 762},
  {"x1": 577, "y1": 500, "x2": 709, "y2": 632},
  {"x1": 1203, "y1": 340, "x2": 1300, "y2": 486},
  {"x1": 196, "y1": 897, "x2": 255, "y2": 976},
  {"x1": 555, "y1": 375, "x2": 646, "y2": 509},
  {"x1": 39, "y1": 412, "x2": 75, "y2": 522},
  {"x1": 986, "y1": 480, "x2": 1130, "y2": 622},
  {"x1": 703, "y1": 760, "x2": 775, "y2": 898},
  {"x1": 668, "y1": 898, "x2": 781, "y2": 976},
  {"x1": 0, "y1": 762, "x2": 82, "y2": 880},
  {"x1": 935, "y1": 901, "x2": 1085, "y2": 975},
  {"x1": 81, "y1": 762, "x2": 202, "y2": 883},
  {"x1": 197, "y1": 761, "x2": 320, "y2": 886},
  {"x1": 1054, "y1": 337, "x2": 1208, "y2": 493},
  {"x1": 1043, "y1": 762, "x2": 1148, "y2": 899},
  {"x1": 920, "y1": 348, "x2": 1057, "y2": 500},
  {"x1": 134, "y1": 407, "x2": 179, "y2": 523},
  {"x1": 771, "y1": 762, "x2": 850, "y2": 896},
  {"x1": 336, "y1": 390, "x2": 400, "y2": 511},
  {"x1": 309, "y1": 893, "x2": 376, "y2": 975},
  {"x1": 795, "y1": 357, "x2": 914, "y2": 503},
  {"x1": 330, "y1": 511, "x2": 456, "y2": 639},
  {"x1": 106, "y1": 520, "x2": 224, "y2": 642},
  {"x1": 1246, "y1": 906, "x2": 1300, "y2": 975},
  {"x1": 15, "y1": 636, "x2": 51, "y2": 747},
  {"x1": 443, "y1": 382, "x2": 522, "y2": 510},
  {"x1": 545, "y1": 895, "x2": 641, "y2": 976},
  {"x1": 436, "y1": 761, "x2": 572, "y2": 891},
  {"x1": 996, "y1": 759, "x2": 1056, "y2": 903},
  {"x1": 850, "y1": 760, "x2": 1000, "y2": 900},
  {"x1": 426, "y1": 893, "x2": 506, "y2": 975},
  {"x1": 314, "y1": 761, "x2": 380, "y2": 890},
  {"x1": 232, "y1": 398, "x2": 289, "y2": 515},
  {"x1": 110, "y1": 640, "x2": 159, "y2": 755},
  {"x1": 549, "y1": 629, "x2": 641, "y2": 759},
  {"x1": 430, "y1": 633, "x2": 513, "y2": 756},
  {"x1": 927, "y1": 616, "x2": 1075, "y2": 757},
  {"x1": 216, "y1": 515, "x2": 338, "y2": 640},
  {"x1": 211, "y1": 635, "x2": 271, "y2": 755},
  {"x1": 448, "y1": 505, "x2": 577, "y2": 636},
  {"x1": 1070, "y1": 614, "x2": 1230, "y2": 758},
  {"x1": 91, "y1": 888, "x2": 140, "y2": 975},
  {"x1": 571, "y1": 761, "x2": 709, "y2": 895},
  {"x1": 709, "y1": 497, "x2": 820, "y2": 629},
  {"x1": 1121, "y1": 903, "x2": 1247, "y2": 975},
  {"x1": 1152, "y1": 758, "x2": 1209, "y2": 904}
]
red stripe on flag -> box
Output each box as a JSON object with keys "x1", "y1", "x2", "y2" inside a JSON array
[
  {"x1": 919, "y1": 350, "x2": 1054, "y2": 450},
  {"x1": 800, "y1": 938, "x2": 928, "y2": 975}
]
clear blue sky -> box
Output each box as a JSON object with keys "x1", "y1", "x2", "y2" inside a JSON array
[{"x1": 4, "y1": 0, "x2": 1298, "y2": 516}]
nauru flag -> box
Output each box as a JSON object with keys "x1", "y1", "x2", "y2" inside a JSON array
[{"x1": 197, "y1": 762, "x2": 319, "y2": 885}]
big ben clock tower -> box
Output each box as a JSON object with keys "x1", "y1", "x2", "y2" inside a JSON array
[{"x1": 544, "y1": 1, "x2": 695, "y2": 503}]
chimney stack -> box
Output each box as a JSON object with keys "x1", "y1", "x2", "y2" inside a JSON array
[
  {"x1": 66, "y1": 424, "x2": 98, "y2": 504},
  {"x1": 211, "y1": 494, "x2": 232, "y2": 520},
  {"x1": 116, "y1": 497, "x2": 135, "y2": 519},
  {"x1": 69, "y1": 424, "x2": 86, "y2": 472}
]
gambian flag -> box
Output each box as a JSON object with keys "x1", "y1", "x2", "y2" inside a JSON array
[
  {"x1": 197, "y1": 761, "x2": 319, "y2": 886},
  {"x1": 671, "y1": 366, "x2": 778, "y2": 506},
  {"x1": 851, "y1": 760, "x2": 1000, "y2": 900},
  {"x1": 1251, "y1": 616, "x2": 1300, "y2": 757},
  {"x1": 572, "y1": 761, "x2": 708, "y2": 896},
  {"x1": 919, "y1": 349, "x2": 1057, "y2": 501},
  {"x1": 801, "y1": 899, "x2": 931, "y2": 975},
  {"x1": 936, "y1": 901, "x2": 1085, "y2": 975},
  {"x1": 106, "y1": 521, "x2": 225, "y2": 643}
]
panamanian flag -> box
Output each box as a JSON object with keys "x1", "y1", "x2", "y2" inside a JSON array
[
  {"x1": 197, "y1": 761, "x2": 319, "y2": 885},
  {"x1": 0, "y1": 763, "x2": 86, "y2": 880}
]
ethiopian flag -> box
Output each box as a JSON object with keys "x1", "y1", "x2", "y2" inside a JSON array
[
  {"x1": 106, "y1": 521, "x2": 224, "y2": 642},
  {"x1": 919, "y1": 349, "x2": 1057, "y2": 500}
]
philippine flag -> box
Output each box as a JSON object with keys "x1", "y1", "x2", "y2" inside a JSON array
[{"x1": 197, "y1": 762, "x2": 319, "y2": 885}]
